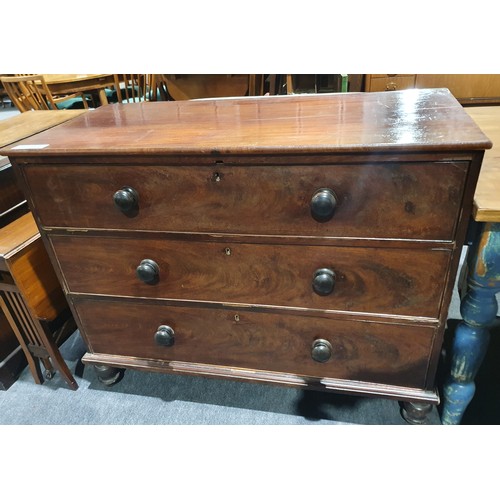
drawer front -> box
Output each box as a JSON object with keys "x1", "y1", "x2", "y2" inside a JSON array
[
  {"x1": 52, "y1": 235, "x2": 450, "y2": 318},
  {"x1": 367, "y1": 75, "x2": 416, "y2": 92},
  {"x1": 76, "y1": 298, "x2": 435, "y2": 389},
  {"x1": 26, "y1": 162, "x2": 467, "y2": 240}
]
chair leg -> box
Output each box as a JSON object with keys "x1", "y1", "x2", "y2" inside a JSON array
[
  {"x1": 0, "y1": 295, "x2": 44, "y2": 384},
  {"x1": 38, "y1": 322, "x2": 78, "y2": 390}
]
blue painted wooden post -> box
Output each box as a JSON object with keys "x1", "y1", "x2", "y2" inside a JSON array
[{"x1": 442, "y1": 222, "x2": 500, "y2": 424}]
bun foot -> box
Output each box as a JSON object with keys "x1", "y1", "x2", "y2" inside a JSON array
[
  {"x1": 94, "y1": 364, "x2": 124, "y2": 386},
  {"x1": 400, "y1": 401, "x2": 433, "y2": 424}
]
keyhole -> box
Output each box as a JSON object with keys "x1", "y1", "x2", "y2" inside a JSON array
[
  {"x1": 224, "y1": 247, "x2": 231, "y2": 256},
  {"x1": 212, "y1": 172, "x2": 222, "y2": 182}
]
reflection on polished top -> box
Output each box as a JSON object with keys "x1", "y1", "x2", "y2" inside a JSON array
[{"x1": 0, "y1": 89, "x2": 492, "y2": 156}]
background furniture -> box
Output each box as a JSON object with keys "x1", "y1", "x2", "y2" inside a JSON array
[
  {"x1": 2, "y1": 89, "x2": 490, "y2": 423},
  {"x1": 365, "y1": 74, "x2": 500, "y2": 104},
  {"x1": 158, "y1": 74, "x2": 262, "y2": 100},
  {"x1": 364, "y1": 74, "x2": 417, "y2": 92},
  {"x1": 168, "y1": 74, "x2": 253, "y2": 99},
  {"x1": 1, "y1": 75, "x2": 90, "y2": 112},
  {"x1": 111, "y1": 74, "x2": 157, "y2": 103},
  {"x1": 284, "y1": 74, "x2": 350, "y2": 94},
  {"x1": 441, "y1": 106, "x2": 500, "y2": 424},
  {"x1": 42, "y1": 74, "x2": 115, "y2": 107},
  {"x1": 0, "y1": 109, "x2": 85, "y2": 390}
]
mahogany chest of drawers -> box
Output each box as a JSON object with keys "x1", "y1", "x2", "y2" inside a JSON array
[{"x1": 2, "y1": 89, "x2": 491, "y2": 421}]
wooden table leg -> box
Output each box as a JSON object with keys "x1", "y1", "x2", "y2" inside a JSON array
[{"x1": 442, "y1": 222, "x2": 500, "y2": 424}]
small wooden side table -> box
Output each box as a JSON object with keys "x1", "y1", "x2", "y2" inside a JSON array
[
  {"x1": 0, "y1": 109, "x2": 86, "y2": 389},
  {"x1": 442, "y1": 106, "x2": 500, "y2": 424},
  {"x1": 0, "y1": 213, "x2": 77, "y2": 389}
]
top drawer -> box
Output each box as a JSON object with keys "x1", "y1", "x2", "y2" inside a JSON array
[{"x1": 23, "y1": 161, "x2": 467, "y2": 240}]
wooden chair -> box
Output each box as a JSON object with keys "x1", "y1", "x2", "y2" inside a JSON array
[
  {"x1": 111, "y1": 74, "x2": 156, "y2": 103},
  {"x1": 0, "y1": 74, "x2": 90, "y2": 112}
]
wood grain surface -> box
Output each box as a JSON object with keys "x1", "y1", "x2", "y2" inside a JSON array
[
  {"x1": 0, "y1": 110, "x2": 87, "y2": 149},
  {"x1": 0, "y1": 90, "x2": 491, "y2": 157},
  {"x1": 75, "y1": 297, "x2": 436, "y2": 389},
  {"x1": 0, "y1": 213, "x2": 39, "y2": 260},
  {"x1": 7, "y1": 237, "x2": 67, "y2": 321},
  {"x1": 23, "y1": 160, "x2": 467, "y2": 241},
  {"x1": 0, "y1": 214, "x2": 67, "y2": 320},
  {"x1": 51, "y1": 235, "x2": 450, "y2": 319},
  {"x1": 465, "y1": 106, "x2": 500, "y2": 222}
]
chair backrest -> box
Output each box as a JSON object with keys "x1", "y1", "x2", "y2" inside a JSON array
[
  {"x1": 113, "y1": 74, "x2": 152, "y2": 103},
  {"x1": 0, "y1": 75, "x2": 59, "y2": 112}
]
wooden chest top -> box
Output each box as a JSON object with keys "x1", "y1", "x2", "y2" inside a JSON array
[{"x1": 0, "y1": 89, "x2": 491, "y2": 157}]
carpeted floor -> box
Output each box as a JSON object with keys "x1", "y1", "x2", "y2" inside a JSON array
[{"x1": 0, "y1": 326, "x2": 445, "y2": 425}]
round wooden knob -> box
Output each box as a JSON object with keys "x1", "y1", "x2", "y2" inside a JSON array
[
  {"x1": 136, "y1": 259, "x2": 159, "y2": 284},
  {"x1": 312, "y1": 268, "x2": 336, "y2": 296},
  {"x1": 113, "y1": 186, "x2": 139, "y2": 213},
  {"x1": 154, "y1": 325, "x2": 175, "y2": 346},
  {"x1": 310, "y1": 188, "x2": 338, "y2": 222},
  {"x1": 311, "y1": 339, "x2": 332, "y2": 363}
]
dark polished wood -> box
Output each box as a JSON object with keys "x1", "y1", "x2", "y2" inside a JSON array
[
  {"x1": 0, "y1": 161, "x2": 25, "y2": 219},
  {"x1": 0, "y1": 90, "x2": 491, "y2": 157},
  {"x1": 75, "y1": 297, "x2": 436, "y2": 390},
  {"x1": 401, "y1": 401, "x2": 433, "y2": 424},
  {"x1": 51, "y1": 234, "x2": 450, "y2": 318},
  {"x1": 0, "y1": 307, "x2": 27, "y2": 390},
  {"x1": 3, "y1": 89, "x2": 490, "y2": 419},
  {"x1": 23, "y1": 160, "x2": 467, "y2": 241}
]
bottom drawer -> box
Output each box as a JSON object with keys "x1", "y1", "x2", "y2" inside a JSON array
[{"x1": 75, "y1": 298, "x2": 436, "y2": 390}]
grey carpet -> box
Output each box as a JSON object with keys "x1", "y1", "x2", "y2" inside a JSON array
[{"x1": 0, "y1": 329, "x2": 441, "y2": 424}]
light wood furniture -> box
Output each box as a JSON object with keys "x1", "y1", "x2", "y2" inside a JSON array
[
  {"x1": 1, "y1": 75, "x2": 89, "y2": 112},
  {"x1": 43, "y1": 74, "x2": 115, "y2": 107},
  {"x1": 2, "y1": 90, "x2": 490, "y2": 422},
  {"x1": 415, "y1": 75, "x2": 500, "y2": 105},
  {"x1": 466, "y1": 108, "x2": 500, "y2": 223},
  {"x1": 0, "y1": 109, "x2": 87, "y2": 148},
  {"x1": 441, "y1": 106, "x2": 500, "y2": 424},
  {"x1": 365, "y1": 74, "x2": 500, "y2": 105},
  {"x1": 0, "y1": 110, "x2": 86, "y2": 390}
]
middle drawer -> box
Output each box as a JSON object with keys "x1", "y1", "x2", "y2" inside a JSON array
[{"x1": 51, "y1": 235, "x2": 450, "y2": 318}]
